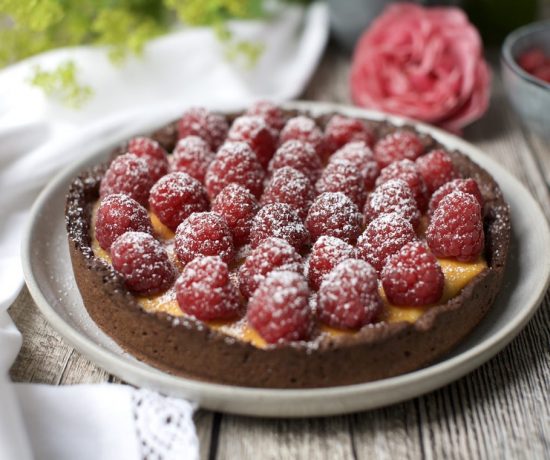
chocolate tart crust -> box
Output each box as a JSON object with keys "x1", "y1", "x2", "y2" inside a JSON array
[{"x1": 66, "y1": 112, "x2": 510, "y2": 389}]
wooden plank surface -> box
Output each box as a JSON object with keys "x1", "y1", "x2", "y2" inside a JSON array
[{"x1": 9, "y1": 45, "x2": 550, "y2": 460}]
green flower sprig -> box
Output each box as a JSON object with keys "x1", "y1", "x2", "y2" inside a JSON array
[{"x1": 1, "y1": 0, "x2": 305, "y2": 106}]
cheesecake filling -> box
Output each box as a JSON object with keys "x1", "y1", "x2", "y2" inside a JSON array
[{"x1": 91, "y1": 202, "x2": 487, "y2": 349}]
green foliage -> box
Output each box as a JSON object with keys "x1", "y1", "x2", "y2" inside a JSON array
[
  {"x1": 28, "y1": 60, "x2": 92, "y2": 108},
  {"x1": 0, "y1": 0, "x2": 310, "y2": 105},
  {"x1": 92, "y1": 8, "x2": 166, "y2": 62}
]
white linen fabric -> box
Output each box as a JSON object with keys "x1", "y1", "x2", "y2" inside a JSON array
[{"x1": 0, "y1": 3, "x2": 329, "y2": 459}]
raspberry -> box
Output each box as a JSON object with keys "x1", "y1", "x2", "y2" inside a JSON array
[
  {"x1": 100, "y1": 153, "x2": 156, "y2": 206},
  {"x1": 307, "y1": 236, "x2": 355, "y2": 291},
  {"x1": 428, "y1": 178, "x2": 483, "y2": 216},
  {"x1": 330, "y1": 142, "x2": 379, "y2": 190},
  {"x1": 416, "y1": 149, "x2": 456, "y2": 194},
  {"x1": 261, "y1": 166, "x2": 315, "y2": 219},
  {"x1": 238, "y1": 237, "x2": 302, "y2": 298},
  {"x1": 171, "y1": 136, "x2": 214, "y2": 184},
  {"x1": 316, "y1": 160, "x2": 367, "y2": 208},
  {"x1": 279, "y1": 116, "x2": 326, "y2": 159},
  {"x1": 518, "y1": 49, "x2": 546, "y2": 73},
  {"x1": 426, "y1": 191, "x2": 484, "y2": 262},
  {"x1": 324, "y1": 114, "x2": 375, "y2": 154},
  {"x1": 111, "y1": 232, "x2": 174, "y2": 295},
  {"x1": 177, "y1": 107, "x2": 228, "y2": 151},
  {"x1": 318, "y1": 259, "x2": 382, "y2": 329},
  {"x1": 306, "y1": 192, "x2": 363, "y2": 244},
  {"x1": 176, "y1": 256, "x2": 241, "y2": 321},
  {"x1": 376, "y1": 159, "x2": 429, "y2": 211},
  {"x1": 247, "y1": 271, "x2": 312, "y2": 344},
  {"x1": 381, "y1": 241, "x2": 444, "y2": 306},
  {"x1": 269, "y1": 140, "x2": 322, "y2": 184},
  {"x1": 95, "y1": 194, "x2": 152, "y2": 250},
  {"x1": 148, "y1": 172, "x2": 209, "y2": 231},
  {"x1": 205, "y1": 142, "x2": 265, "y2": 199},
  {"x1": 246, "y1": 100, "x2": 285, "y2": 134},
  {"x1": 227, "y1": 116, "x2": 276, "y2": 169},
  {"x1": 175, "y1": 212, "x2": 234, "y2": 266},
  {"x1": 356, "y1": 213, "x2": 416, "y2": 272},
  {"x1": 364, "y1": 179, "x2": 421, "y2": 228},
  {"x1": 127, "y1": 136, "x2": 169, "y2": 182},
  {"x1": 249, "y1": 203, "x2": 309, "y2": 251},
  {"x1": 374, "y1": 131, "x2": 424, "y2": 168},
  {"x1": 211, "y1": 184, "x2": 259, "y2": 247}
]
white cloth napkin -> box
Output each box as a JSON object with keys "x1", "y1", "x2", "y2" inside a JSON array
[{"x1": 0, "y1": 3, "x2": 329, "y2": 459}]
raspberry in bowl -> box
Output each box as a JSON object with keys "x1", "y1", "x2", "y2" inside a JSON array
[
  {"x1": 67, "y1": 103, "x2": 510, "y2": 388},
  {"x1": 502, "y1": 21, "x2": 550, "y2": 138}
]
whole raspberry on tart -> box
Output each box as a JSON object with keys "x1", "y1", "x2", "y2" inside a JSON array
[
  {"x1": 318, "y1": 259, "x2": 383, "y2": 329},
  {"x1": 171, "y1": 136, "x2": 215, "y2": 184},
  {"x1": 127, "y1": 137, "x2": 169, "y2": 182},
  {"x1": 316, "y1": 160, "x2": 367, "y2": 208},
  {"x1": 364, "y1": 179, "x2": 421, "y2": 229},
  {"x1": 227, "y1": 115, "x2": 276, "y2": 169},
  {"x1": 426, "y1": 191, "x2": 484, "y2": 262},
  {"x1": 95, "y1": 194, "x2": 153, "y2": 250},
  {"x1": 100, "y1": 153, "x2": 156, "y2": 206},
  {"x1": 175, "y1": 212, "x2": 234, "y2": 267},
  {"x1": 111, "y1": 231, "x2": 175, "y2": 295},
  {"x1": 177, "y1": 107, "x2": 228, "y2": 151},
  {"x1": 356, "y1": 213, "x2": 417, "y2": 273},
  {"x1": 205, "y1": 142, "x2": 265, "y2": 199},
  {"x1": 246, "y1": 100, "x2": 285, "y2": 134},
  {"x1": 324, "y1": 114, "x2": 375, "y2": 154},
  {"x1": 176, "y1": 256, "x2": 241, "y2": 321},
  {"x1": 330, "y1": 142, "x2": 379, "y2": 191},
  {"x1": 148, "y1": 172, "x2": 209, "y2": 231},
  {"x1": 307, "y1": 236, "x2": 356, "y2": 291},
  {"x1": 428, "y1": 178, "x2": 483, "y2": 215},
  {"x1": 249, "y1": 203, "x2": 309, "y2": 251},
  {"x1": 306, "y1": 192, "x2": 363, "y2": 244},
  {"x1": 374, "y1": 130, "x2": 424, "y2": 168},
  {"x1": 416, "y1": 149, "x2": 456, "y2": 194},
  {"x1": 261, "y1": 166, "x2": 316, "y2": 220},
  {"x1": 376, "y1": 159, "x2": 429, "y2": 211},
  {"x1": 279, "y1": 116, "x2": 326, "y2": 159},
  {"x1": 238, "y1": 237, "x2": 303, "y2": 298},
  {"x1": 211, "y1": 183, "x2": 259, "y2": 247},
  {"x1": 269, "y1": 140, "x2": 322, "y2": 185},
  {"x1": 247, "y1": 271, "x2": 313, "y2": 344},
  {"x1": 382, "y1": 241, "x2": 444, "y2": 306}
]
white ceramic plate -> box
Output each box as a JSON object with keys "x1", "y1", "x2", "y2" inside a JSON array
[{"x1": 21, "y1": 102, "x2": 550, "y2": 418}]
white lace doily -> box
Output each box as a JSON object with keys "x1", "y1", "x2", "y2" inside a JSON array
[{"x1": 132, "y1": 389, "x2": 198, "y2": 460}]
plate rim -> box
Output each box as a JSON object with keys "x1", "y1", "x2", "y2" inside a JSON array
[{"x1": 21, "y1": 101, "x2": 550, "y2": 417}]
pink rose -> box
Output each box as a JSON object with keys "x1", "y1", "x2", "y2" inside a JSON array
[{"x1": 350, "y1": 3, "x2": 491, "y2": 132}]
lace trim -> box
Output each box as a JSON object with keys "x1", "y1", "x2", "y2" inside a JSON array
[{"x1": 132, "y1": 388, "x2": 198, "y2": 460}]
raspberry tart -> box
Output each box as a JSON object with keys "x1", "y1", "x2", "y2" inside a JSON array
[{"x1": 66, "y1": 104, "x2": 510, "y2": 388}]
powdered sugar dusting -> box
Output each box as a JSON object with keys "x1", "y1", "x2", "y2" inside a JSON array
[
  {"x1": 269, "y1": 140, "x2": 322, "y2": 184},
  {"x1": 239, "y1": 237, "x2": 303, "y2": 298},
  {"x1": 205, "y1": 142, "x2": 265, "y2": 199},
  {"x1": 175, "y1": 212, "x2": 235, "y2": 266},
  {"x1": 306, "y1": 192, "x2": 363, "y2": 244},
  {"x1": 365, "y1": 179, "x2": 421, "y2": 228},
  {"x1": 171, "y1": 136, "x2": 215, "y2": 183},
  {"x1": 247, "y1": 270, "x2": 312, "y2": 344},
  {"x1": 250, "y1": 203, "x2": 309, "y2": 250},
  {"x1": 316, "y1": 159, "x2": 367, "y2": 208},
  {"x1": 318, "y1": 258, "x2": 382, "y2": 329},
  {"x1": 261, "y1": 166, "x2": 315, "y2": 219},
  {"x1": 307, "y1": 235, "x2": 356, "y2": 291}
]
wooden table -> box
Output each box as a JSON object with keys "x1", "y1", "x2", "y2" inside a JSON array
[{"x1": 9, "y1": 46, "x2": 550, "y2": 459}]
